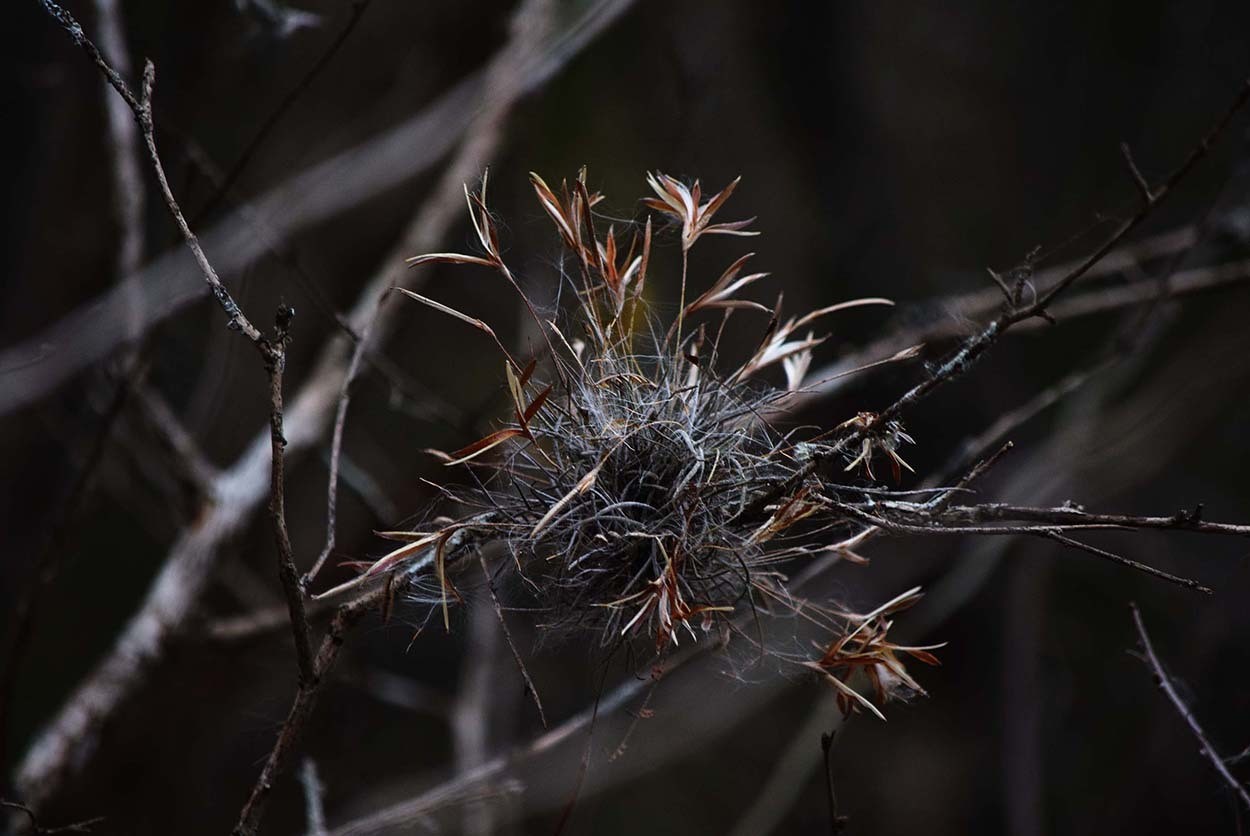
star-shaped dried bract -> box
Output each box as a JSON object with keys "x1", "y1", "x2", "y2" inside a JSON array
[
  {"x1": 806, "y1": 587, "x2": 943, "y2": 720},
  {"x1": 644, "y1": 172, "x2": 758, "y2": 251}
]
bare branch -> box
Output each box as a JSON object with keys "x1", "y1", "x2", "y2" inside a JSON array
[
  {"x1": 46, "y1": 0, "x2": 318, "y2": 683},
  {"x1": 1030, "y1": 81, "x2": 1249, "y2": 315},
  {"x1": 232, "y1": 589, "x2": 380, "y2": 836},
  {"x1": 821, "y1": 730, "x2": 849, "y2": 834},
  {"x1": 796, "y1": 225, "x2": 1245, "y2": 411},
  {"x1": 42, "y1": 0, "x2": 267, "y2": 347},
  {"x1": 937, "y1": 502, "x2": 1250, "y2": 537},
  {"x1": 304, "y1": 298, "x2": 378, "y2": 588},
  {"x1": 829, "y1": 501, "x2": 1213, "y2": 592},
  {"x1": 745, "y1": 79, "x2": 1250, "y2": 521},
  {"x1": 1129, "y1": 604, "x2": 1250, "y2": 812},
  {"x1": 265, "y1": 306, "x2": 317, "y2": 684},
  {"x1": 17, "y1": 0, "x2": 632, "y2": 806}
]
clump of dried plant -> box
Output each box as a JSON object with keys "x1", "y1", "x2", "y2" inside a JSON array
[
  {"x1": 318, "y1": 168, "x2": 1235, "y2": 720},
  {"x1": 312, "y1": 169, "x2": 941, "y2": 716}
]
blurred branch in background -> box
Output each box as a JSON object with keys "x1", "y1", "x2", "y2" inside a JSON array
[
  {"x1": 452, "y1": 587, "x2": 509, "y2": 836},
  {"x1": 299, "y1": 758, "x2": 329, "y2": 836},
  {"x1": 6, "y1": 2, "x2": 1250, "y2": 834},
  {"x1": 0, "y1": 0, "x2": 149, "y2": 778},
  {"x1": 0, "y1": 0, "x2": 638, "y2": 415},
  {"x1": 14, "y1": 0, "x2": 634, "y2": 815},
  {"x1": 22, "y1": 0, "x2": 321, "y2": 818}
]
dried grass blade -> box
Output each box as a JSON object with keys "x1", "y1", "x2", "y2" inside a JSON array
[
  {"x1": 445, "y1": 428, "x2": 527, "y2": 466},
  {"x1": 405, "y1": 253, "x2": 497, "y2": 268},
  {"x1": 395, "y1": 288, "x2": 493, "y2": 334},
  {"x1": 531, "y1": 459, "x2": 605, "y2": 537},
  {"x1": 790, "y1": 297, "x2": 894, "y2": 330}
]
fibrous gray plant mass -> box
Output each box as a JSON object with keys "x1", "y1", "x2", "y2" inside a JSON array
[{"x1": 328, "y1": 170, "x2": 942, "y2": 717}]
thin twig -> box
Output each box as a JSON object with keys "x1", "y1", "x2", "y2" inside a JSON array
[
  {"x1": 747, "y1": 79, "x2": 1250, "y2": 523},
  {"x1": 1129, "y1": 604, "x2": 1250, "y2": 812},
  {"x1": 1030, "y1": 81, "x2": 1249, "y2": 314},
  {"x1": 45, "y1": 0, "x2": 316, "y2": 680},
  {"x1": 1044, "y1": 525, "x2": 1216, "y2": 594},
  {"x1": 0, "y1": 799, "x2": 103, "y2": 834},
  {"x1": 305, "y1": 297, "x2": 381, "y2": 588},
  {"x1": 41, "y1": 0, "x2": 268, "y2": 347},
  {"x1": 232, "y1": 589, "x2": 381, "y2": 836},
  {"x1": 939, "y1": 503, "x2": 1250, "y2": 537},
  {"x1": 479, "y1": 553, "x2": 547, "y2": 727},
  {"x1": 24, "y1": 0, "x2": 323, "y2": 798},
  {"x1": 832, "y1": 502, "x2": 1212, "y2": 593},
  {"x1": 1120, "y1": 141, "x2": 1155, "y2": 204},
  {"x1": 794, "y1": 245, "x2": 1250, "y2": 412},
  {"x1": 265, "y1": 305, "x2": 317, "y2": 684},
  {"x1": 191, "y1": 0, "x2": 373, "y2": 224}
]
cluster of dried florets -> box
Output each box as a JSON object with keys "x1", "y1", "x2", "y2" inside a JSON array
[{"x1": 329, "y1": 170, "x2": 939, "y2": 717}]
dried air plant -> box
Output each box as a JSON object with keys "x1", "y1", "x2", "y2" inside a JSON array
[
  {"x1": 314, "y1": 168, "x2": 939, "y2": 715},
  {"x1": 318, "y1": 168, "x2": 1237, "y2": 719}
]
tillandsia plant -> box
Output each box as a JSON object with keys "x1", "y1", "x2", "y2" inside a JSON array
[
  {"x1": 315, "y1": 169, "x2": 1236, "y2": 720},
  {"x1": 309, "y1": 169, "x2": 940, "y2": 717}
]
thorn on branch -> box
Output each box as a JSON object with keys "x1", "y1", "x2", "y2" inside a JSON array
[
  {"x1": 275, "y1": 303, "x2": 296, "y2": 342},
  {"x1": 1225, "y1": 744, "x2": 1250, "y2": 767},
  {"x1": 1174, "y1": 502, "x2": 1205, "y2": 526},
  {"x1": 1121, "y1": 141, "x2": 1156, "y2": 205},
  {"x1": 986, "y1": 266, "x2": 1014, "y2": 306}
]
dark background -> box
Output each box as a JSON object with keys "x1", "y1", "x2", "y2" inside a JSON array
[{"x1": 3, "y1": 1, "x2": 1250, "y2": 834}]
